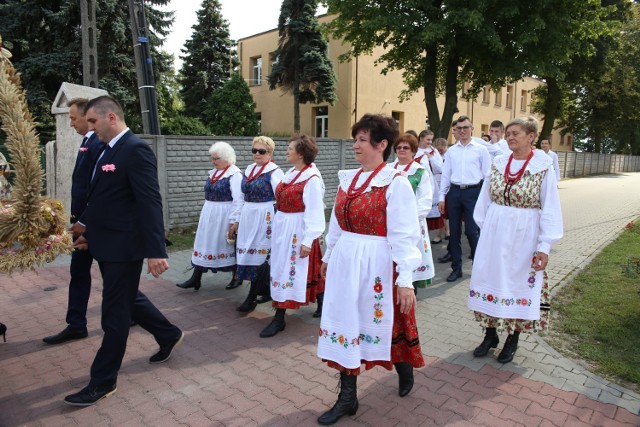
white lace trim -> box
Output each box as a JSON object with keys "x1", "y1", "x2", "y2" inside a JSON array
[
  {"x1": 244, "y1": 161, "x2": 279, "y2": 177},
  {"x1": 493, "y1": 149, "x2": 552, "y2": 175},
  {"x1": 389, "y1": 160, "x2": 425, "y2": 176},
  {"x1": 283, "y1": 165, "x2": 319, "y2": 183},
  {"x1": 208, "y1": 164, "x2": 241, "y2": 180},
  {"x1": 338, "y1": 165, "x2": 400, "y2": 193}
]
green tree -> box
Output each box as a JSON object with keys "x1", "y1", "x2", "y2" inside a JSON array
[
  {"x1": 323, "y1": 0, "x2": 615, "y2": 138},
  {"x1": 179, "y1": 0, "x2": 236, "y2": 126},
  {"x1": 161, "y1": 115, "x2": 211, "y2": 136},
  {"x1": 207, "y1": 73, "x2": 259, "y2": 136},
  {"x1": 268, "y1": 0, "x2": 336, "y2": 132},
  {"x1": 0, "y1": 0, "x2": 175, "y2": 140}
]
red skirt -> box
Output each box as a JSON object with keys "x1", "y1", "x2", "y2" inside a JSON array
[
  {"x1": 273, "y1": 239, "x2": 325, "y2": 310},
  {"x1": 427, "y1": 217, "x2": 444, "y2": 229},
  {"x1": 324, "y1": 281, "x2": 425, "y2": 375}
]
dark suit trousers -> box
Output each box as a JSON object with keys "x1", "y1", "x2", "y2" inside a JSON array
[
  {"x1": 89, "y1": 260, "x2": 180, "y2": 388},
  {"x1": 447, "y1": 185, "x2": 481, "y2": 272},
  {"x1": 66, "y1": 248, "x2": 94, "y2": 329}
]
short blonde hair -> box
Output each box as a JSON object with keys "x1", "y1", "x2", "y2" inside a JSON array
[
  {"x1": 252, "y1": 136, "x2": 275, "y2": 154},
  {"x1": 433, "y1": 137, "x2": 448, "y2": 149},
  {"x1": 209, "y1": 141, "x2": 236, "y2": 164},
  {"x1": 505, "y1": 116, "x2": 538, "y2": 138}
]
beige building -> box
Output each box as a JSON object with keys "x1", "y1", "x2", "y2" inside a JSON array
[{"x1": 237, "y1": 15, "x2": 571, "y2": 152}]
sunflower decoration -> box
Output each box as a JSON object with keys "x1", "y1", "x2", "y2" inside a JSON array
[{"x1": 0, "y1": 34, "x2": 72, "y2": 273}]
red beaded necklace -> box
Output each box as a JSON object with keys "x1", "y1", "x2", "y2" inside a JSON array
[
  {"x1": 246, "y1": 161, "x2": 271, "y2": 182},
  {"x1": 276, "y1": 164, "x2": 311, "y2": 199},
  {"x1": 209, "y1": 165, "x2": 230, "y2": 184},
  {"x1": 504, "y1": 150, "x2": 534, "y2": 185},
  {"x1": 346, "y1": 162, "x2": 386, "y2": 199},
  {"x1": 394, "y1": 160, "x2": 414, "y2": 173}
]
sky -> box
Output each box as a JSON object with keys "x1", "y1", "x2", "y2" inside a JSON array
[{"x1": 160, "y1": 0, "x2": 327, "y2": 70}]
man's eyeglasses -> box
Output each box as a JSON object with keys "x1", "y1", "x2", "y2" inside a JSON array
[
  {"x1": 455, "y1": 126, "x2": 472, "y2": 131},
  {"x1": 252, "y1": 148, "x2": 268, "y2": 155},
  {"x1": 395, "y1": 145, "x2": 411, "y2": 151}
]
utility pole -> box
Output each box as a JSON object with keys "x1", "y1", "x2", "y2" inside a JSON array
[
  {"x1": 127, "y1": 0, "x2": 161, "y2": 135},
  {"x1": 80, "y1": 0, "x2": 98, "y2": 87}
]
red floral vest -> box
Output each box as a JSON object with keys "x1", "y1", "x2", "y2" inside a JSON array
[
  {"x1": 275, "y1": 177, "x2": 316, "y2": 213},
  {"x1": 334, "y1": 185, "x2": 388, "y2": 237}
]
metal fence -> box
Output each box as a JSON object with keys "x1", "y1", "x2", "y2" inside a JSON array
[{"x1": 558, "y1": 152, "x2": 640, "y2": 178}]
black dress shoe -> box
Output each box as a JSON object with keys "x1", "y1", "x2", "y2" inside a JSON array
[
  {"x1": 430, "y1": 239, "x2": 442, "y2": 244},
  {"x1": 150, "y1": 331, "x2": 184, "y2": 364},
  {"x1": 43, "y1": 326, "x2": 88, "y2": 345},
  {"x1": 446, "y1": 270, "x2": 462, "y2": 282},
  {"x1": 64, "y1": 383, "x2": 117, "y2": 406},
  {"x1": 497, "y1": 333, "x2": 519, "y2": 363},
  {"x1": 225, "y1": 277, "x2": 243, "y2": 289},
  {"x1": 438, "y1": 253, "x2": 452, "y2": 263}
]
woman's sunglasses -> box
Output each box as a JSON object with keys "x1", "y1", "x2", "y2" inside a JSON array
[{"x1": 252, "y1": 148, "x2": 268, "y2": 155}]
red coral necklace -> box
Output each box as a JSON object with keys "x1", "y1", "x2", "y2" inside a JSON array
[
  {"x1": 210, "y1": 165, "x2": 230, "y2": 184},
  {"x1": 346, "y1": 162, "x2": 386, "y2": 199},
  {"x1": 246, "y1": 161, "x2": 271, "y2": 182},
  {"x1": 504, "y1": 150, "x2": 534, "y2": 185},
  {"x1": 394, "y1": 160, "x2": 414, "y2": 173}
]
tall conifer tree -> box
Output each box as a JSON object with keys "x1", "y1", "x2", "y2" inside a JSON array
[
  {"x1": 179, "y1": 0, "x2": 236, "y2": 126},
  {"x1": 268, "y1": 0, "x2": 336, "y2": 132}
]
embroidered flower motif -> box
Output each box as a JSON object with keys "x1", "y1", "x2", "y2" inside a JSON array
[
  {"x1": 373, "y1": 276, "x2": 384, "y2": 324},
  {"x1": 79, "y1": 147, "x2": 88, "y2": 152},
  {"x1": 102, "y1": 164, "x2": 116, "y2": 172},
  {"x1": 265, "y1": 212, "x2": 272, "y2": 239},
  {"x1": 487, "y1": 294, "x2": 494, "y2": 302}
]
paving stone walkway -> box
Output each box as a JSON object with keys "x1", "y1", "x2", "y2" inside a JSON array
[{"x1": 1, "y1": 173, "x2": 640, "y2": 426}]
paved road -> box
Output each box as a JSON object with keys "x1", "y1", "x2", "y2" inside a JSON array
[{"x1": 1, "y1": 173, "x2": 640, "y2": 426}]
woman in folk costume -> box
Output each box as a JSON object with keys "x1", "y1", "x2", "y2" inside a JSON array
[
  {"x1": 317, "y1": 114, "x2": 423, "y2": 425},
  {"x1": 416, "y1": 130, "x2": 445, "y2": 243},
  {"x1": 236, "y1": 136, "x2": 284, "y2": 313},
  {"x1": 469, "y1": 116, "x2": 563, "y2": 364},
  {"x1": 390, "y1": 133, "x2": 436, "y2": 290},
  {"x1": 177, "y1": 142, "x2": 244, "y2": 291},
  {"x1": 259, "y1": 134, "x2": 326, "y2": 338}
]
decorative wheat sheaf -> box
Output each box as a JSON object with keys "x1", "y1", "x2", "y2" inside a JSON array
[{"x1": 0, "y1": 36, "x2": 72, "y2": 273}]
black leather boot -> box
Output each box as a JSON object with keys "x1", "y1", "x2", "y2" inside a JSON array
[
  {"x1": 497, "y1": 331, "x2": 520, "y2": 363},
  {"x1": 312, "y1": 293, "x2": 324, "y2": 318},
  {"x1": 236, "y1": 281, "x2": 258, "y2": 313},
  {"x1": 176, "y1": 267, "x2": 203, "y2": 290},
  {"x1": 318, "y1": 373, "x2": 358, "y2": 425},
  {"x1": 226, "y1": 276, "x2": 243, "y2": 289},
  {"x1": 394, "y1": 362, "x2": 414, "y2": 397},
  {"x1": 473, "y1": 327, "x2": 499, "y2": 357},
  {"x1": 259, "y1": 308, "x2": 286, "y2": 337}
]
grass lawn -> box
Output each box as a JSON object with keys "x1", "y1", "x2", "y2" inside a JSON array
[
  {"x1": 548, "y1": 219, "x2": 640, "y2": 393},
  {"x1": 166, "y1": 225, "x2": 197, "y2": 252}
]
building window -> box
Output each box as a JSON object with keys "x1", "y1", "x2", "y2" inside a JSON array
[
  {"x1": 567, "y1": 135, "x2": 573, "y2": 148},
  {"x1": 482, "y1": 86, "x2": 489, "y2": 104},
  {"x1": 392, "y1": 111, "x2": 404, "y2": 132},
  {"x1": 251, "y1": 56, "x2": 262, "y2": 86},
  {"x1": 560, "y1": 134, "x2": 565, "y2": 145},
  {"x1": 315, "y1": 106, "x2": 328, "y2": 138},
  {"x1": 256, "y1": 112, "x2": 262, "y2": 134},
  {"x1": 506, "y1": 85, "x2": 513, "y2": 109},
  {"x1": 520, "y1": 90, "x2": 527, "y2": 112},
  {"x1": 494, "y1": 89, "x2": 502, "y2": 107},
  {"x1": 481, "y1": 124, "x2": 488, "y2": 136}
]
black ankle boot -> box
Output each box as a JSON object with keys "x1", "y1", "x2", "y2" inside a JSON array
[
  {"x1": 236, "y1": 281, "x2": 258, "y2": 313},
  {"x1": 0, "y1": 322, "x2": 6, "y2": 342},
  {"x1": 225, "y1": 276, "x2": 243, "y2": 290},
  {"x1": 176, "y1": 267, "x2": 203, "y2": 290},
  {"x1": 313, "y1": 293, "x2": 324, "y2": 318},
  {"x1": 259, "y1": 308, "x2": 286, "y2": 337},
  {"x1": 473, "y1": 327, "x2": 499, "y2": 357},
  {"x1": 497, "y1": 331, "x2": 519, "y2": 363},
  {"x1": 394, "y1": 362, "x2": 414, "y2": 397},
  {"x1": 318, "y1": 373, "x2": 358, "y2": 425}
]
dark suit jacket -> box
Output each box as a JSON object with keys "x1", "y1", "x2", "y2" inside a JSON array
[
  {"x1": 71, "y1": 132, "x2": 104, "y2": 220},
  {"x1": 79, "y1": 130, "x2": 167, "y2": 263}
]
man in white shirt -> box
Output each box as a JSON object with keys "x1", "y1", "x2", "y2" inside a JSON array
[
  {"x1": 489, "y1": 120, "x2": 511, "y2": 156},
  {"x1": 437, "y1": 116, "x2": 491, "y2": 282},
  {"x1": 540, "y1": 138, "x2": 561, "y2": 182}
]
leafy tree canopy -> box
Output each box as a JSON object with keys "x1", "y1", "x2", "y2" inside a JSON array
[{"x1": 206, "y1": 73, "x2": 259, "y2": 136}]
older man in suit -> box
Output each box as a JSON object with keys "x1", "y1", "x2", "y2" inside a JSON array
[
  {"x1": 43, "y1": 98, "x2": 105, "y2": 345},
  {"x1": 65, "y1": 95, "x2": 183, "y2": 406}
]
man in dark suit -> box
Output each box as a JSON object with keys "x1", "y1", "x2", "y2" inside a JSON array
[
  {"x1": 64, "y1": 95, "x2": 183, "y2": 406},
  {"x1": 43, "y1": 98, "x2": 104, "y2": 345}
]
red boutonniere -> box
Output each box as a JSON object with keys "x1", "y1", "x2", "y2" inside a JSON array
[{"x1": 102, "y1": 164, "x2": 116, "y2": 172}]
